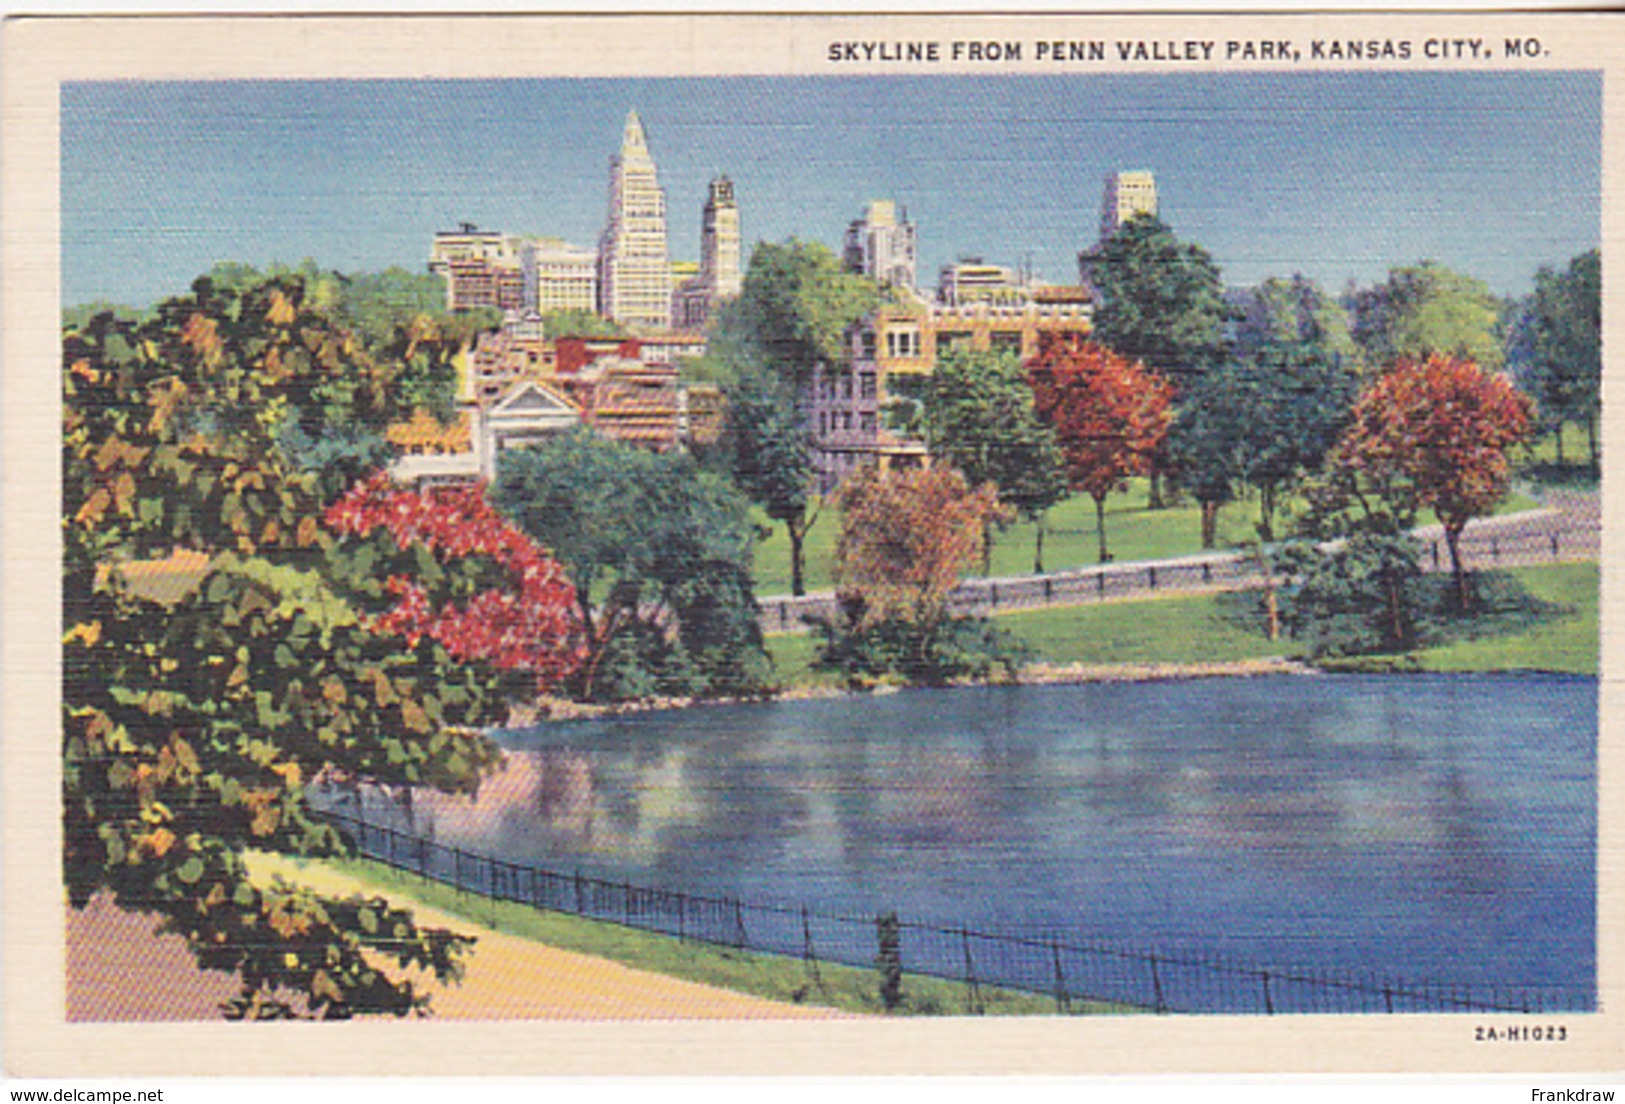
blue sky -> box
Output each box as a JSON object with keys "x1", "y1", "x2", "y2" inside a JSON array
[{"x1": 61, "y1": 73, "x2": 1600, "y2": 308}]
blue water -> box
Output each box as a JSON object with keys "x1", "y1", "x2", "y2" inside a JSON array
[{"x1": 346, "y1": 673, "x2": 1596, "y2": 1009}]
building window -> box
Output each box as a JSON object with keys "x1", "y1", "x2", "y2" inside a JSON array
[
  {"x1": 860, "y1": 372, "x2": 877, "y2": 399},
  {"x1": 860, "y1": 331, "x2": 877, "y2": 358},
  {"x1": 860, "y1": 411, "x2": 876, "y2": 433},
  {"x1": 886, "y1": 328, "x2": 920, "y2": 359}
]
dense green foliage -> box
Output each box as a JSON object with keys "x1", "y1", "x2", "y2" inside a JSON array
[
  {"x1": 900, "y1": 347, "x2": 1067, "y2": 572},
  {"x1": 494, "y1": 430, "x2": 772, "y2": 702},
  {"x1": 724, "y1": 373, "x2": 821, "y2": 596},
  {"x1": 62, "y1": 273, "x2": 575, "y2": 1017},
  {"x1": 1525, "y1": 249, "x2": 1601, "y2": 469},
  {"x1": 1349, "y1": 261, "x2": 1505, "y2": 371},
  {"x1": 1082, "y1": 214, "x2": 1230, "y2": 384}
]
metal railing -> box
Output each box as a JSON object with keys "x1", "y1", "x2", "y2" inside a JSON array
[
  {"x1": 758, "y1": 518, "x2": 1599, "y2": 632},
  {"x1": 322, "y1": 808, "x2": 1585, "y2": 1016}
]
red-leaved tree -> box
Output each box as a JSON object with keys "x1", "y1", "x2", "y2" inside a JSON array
[
  {"x1": 324, "y1": 473, "x2": 587, "y2": 696},
  {"x1": 1332, "y1": 354, "x2": 1535, "y2": 608},
  {"x1": 1026, "y1": 336, "x2": 1175, "y2": 563}
]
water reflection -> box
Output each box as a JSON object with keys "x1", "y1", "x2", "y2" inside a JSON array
[{"x1": 329, "y1": 674, "x2": 1594, "y2": 994}]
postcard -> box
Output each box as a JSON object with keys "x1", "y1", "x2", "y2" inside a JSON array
[{"x1": 3, "y1": 10, "x2": 1621, "y2": 1078}]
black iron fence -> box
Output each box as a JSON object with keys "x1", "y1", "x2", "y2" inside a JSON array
[
  {"x1": 321, "y1": 808, "x2": 1584, "y2": 1016},
  {"x1": 758, "y1": 517, "x2": 1599, "y2": 633}
]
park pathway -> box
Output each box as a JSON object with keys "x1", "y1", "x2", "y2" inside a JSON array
[{"x1": 756, "y1": 488, "x2": 1600, "y2": 634}]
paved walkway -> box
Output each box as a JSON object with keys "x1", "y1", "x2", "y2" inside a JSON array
[
  {"x1": 66, "y1": 862, "x2": 841, "y2": 1021},
  {"x1": 758, "y1": 489, "x2": 1600, "y2": 633}
]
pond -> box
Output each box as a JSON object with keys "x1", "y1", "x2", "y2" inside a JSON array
[{"x1": 332, "y1": 673, "x2": 1595, "y2": 1012}]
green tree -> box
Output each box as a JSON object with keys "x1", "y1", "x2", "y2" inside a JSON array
[
  {"x1": 1350, "y1": 261, "x2": 1505, "y2": 371},
  {"x1": 904, "y1": 347, "x2": 1067, "y2": 573},
  {"x1": 1528, "y1": 249, "x2": 1601, "y2": 470},
  {"x1": 62, "y1": 275, "x2": 581, "y2": 1018},
  {"x1": 493, "y1": 430, "x2": 771, "y2": 701},
  {"x1": 715, "y1": 239, "x2": 879, "y2": 391},
  {"x1": 724, "y1": 374, "x2": 821, "y2": 597},
  {"x1": 1080, "y1": 215, "x2": 1230, "y2": 507},
  {"x1": 710, "y1": 240, "x2": 879, "y2": 592}
]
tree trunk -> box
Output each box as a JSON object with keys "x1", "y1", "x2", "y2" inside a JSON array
[
  {"x1": 1200, "y1": 499, "x2": 1218, "y2": 550},
  {"x1": 1555, "y1": 421, "x2": 1566, "y2": 467},
  {"x1": 1148, "y1": 469, "x2": 1164, "y2": 510},
  {"x1": 982, "y1": 520, "x2": 993, "y2": 577},
  {"x1": 1587, "y1": 415, "x2": 1599, "y2": 474},
  {"x1": 788, "y1": 514, "x2": 808, "y2": 597},
  {"x1": 1033, "y1": 512, "x2": 1047, "y2": 575},
  {"x1": 1257, "y1": 484, "x2": 1276, "y2": 544},
  {"x1": 1094, "y1": 495, "x2": 1110, "y2": 564},
  {"x1": 1249, "y1": 542, "x2": 1279, "y2": 642},
  {"x1": 1444, "y1": 522, "x2": 1470, "y2": 611},
  {"x1": 1384, "y1": 568, "x2": 1409, "y2": 651}
]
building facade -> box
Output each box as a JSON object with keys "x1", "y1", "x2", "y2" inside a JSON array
[
  {"x1": 530, "y1": 238, "x2": 599, "y2": 314},
  {"x1": 673, "y1": 176, "x2": 743, "y2": 329},
  {"x1": 808, "y1": 289, "x2": 1095, "y2": 493},
  {"x1": 842, "y1": 200, "x2": 918, "y2": 292},
  {"x1": 597, "y1": 109, "x2": 673, "y2": 332}
]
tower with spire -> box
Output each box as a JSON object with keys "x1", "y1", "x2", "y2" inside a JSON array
[{"x1": 598, "y1": 109, "x2": 672, "y2": 332}]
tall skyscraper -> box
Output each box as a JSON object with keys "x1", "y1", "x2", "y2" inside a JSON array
[
  {"x1": 843, "y1": 200, "x2": 918, "y2": 292},
  {"x1": 598, "y1": 109, "x2": 672, "y2": 331},
  {"x1": 674, "y1": 175, "x2": 742, "y2": 329},
  {"x1": 1099, "y1": 171, "x2": 1158, "y2": 243}
]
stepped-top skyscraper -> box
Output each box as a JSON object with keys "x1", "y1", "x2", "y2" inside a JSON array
[
  {"x1": 598, "y1": 109, "x2": 672, "y2": 331},
  {"x1": 674, "y1": 175, "x2": 742, "y2": 329}
]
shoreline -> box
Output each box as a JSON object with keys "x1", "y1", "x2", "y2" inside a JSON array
[{"x1": 508, "y1": 655, "x2": 1319, "y2": 726}]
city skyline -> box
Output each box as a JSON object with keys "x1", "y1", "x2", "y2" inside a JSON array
[{"x1": 62, "y1": 72, "x2": 1600, "y2": 309}]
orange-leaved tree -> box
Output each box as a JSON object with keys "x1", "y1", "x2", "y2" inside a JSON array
[
  {"x1": 1026, "y1": 335, "x2": 1175, "y2": 563},
  {"x1": 1332, "y1": 354, "x2": 1534, "y2": 608},
  {"x1": 832, "y1": 465, "x2": 1008, "y2": 635}
]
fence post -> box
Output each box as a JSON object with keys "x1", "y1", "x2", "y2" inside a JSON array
[
  {"x1": 1550, "y1": 533, "x2": 1560, "y2": 558},
  {"x1": 1261, "y1": 970, "x2": 1275, "y2": 1015},
  {"x1": 1432, "y1": 542, "x2": 1440, "y2": 569},
  {"x1": 961, "y1": 928, "x2": 984, "y2": 1015},
  {"x1": 1148, "y1": 566, "x2": 1157, "y2": 590},
  {"x1": 1097, "y1": 572, "x2": 1105, "y2": 597},
  {"x1": 1202, "y1": 562, "x2": 1211, "y2": 584},
  {"x1": 1044, "y1": 578, "x2": 1052, "y2": 603},
  {"x1": 418, "y1": 835, "x2": 428, "y2": 883},
  {"x1": 990, "y1": 583, "x2": 999, "y2": 608},
  {"x1": 453, "y1": 848, "x2": 463, "y2": 896},
  {"x1": 1051, "y1": 940, "x2": 1071, "y2": 1015},
  {"x1": 733, "y1": 899, "x2": 748, "y2": 950},
  {"x1": 801, "y1": 906, "x2": 826, "y2": 995},
  {"x1": 1149, "y1": 955, "x2": 1167, "y2": 1014},
  {"x1": 676, "y1": 893, "x2": 686, "y2": 942},
  {"x1": 1383, "y1": 984, "x2": 1394, "y2": 1014},
  {"x1": 1492, "y1": 537, "x2": 1500, "y2": 561},
  {"x1": 574, "y1": 869, "x2": 586, "y2": 915}
]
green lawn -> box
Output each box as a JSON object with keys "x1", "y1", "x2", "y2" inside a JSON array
[
  {"x1": 751, "y1": 482, "x2": 1540, "y2": 597},
  {"x1": 766, "y1": 562, "x2": 1597, "y2": 681},
  {"x1": 996, "y1": 592, "x2": 1296, "y2": 667},
  {"x1": 1400, "y1": 562, "x2": 1598, "y2": 676},
  {"x1": 332, "y1": 856, "x2": 1129, "y2": 1017}
]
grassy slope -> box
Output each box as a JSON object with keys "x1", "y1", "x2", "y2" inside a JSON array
[
  {"x1": 1401, "y1": 562, "x2": 1598, "y2": 676},
  {"x1": 767, "y1": 562, "x2": 1598, "y2": 680},
  {"x1": 332, "y1": 856, "x2": 1127, "y2": 1017},
  {"x1": 751, "y1": 482, "x2": 1541, "y2": 597}
]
